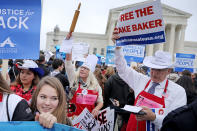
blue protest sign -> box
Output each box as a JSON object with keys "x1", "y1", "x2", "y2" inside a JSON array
[
  {"x1": 175, "y1": 53, "x2": 195, "y2": 72},
  {"x1": 105, "y1": 45, "x2": 145, "y2": 65},
  {"x1": 0, "y1": 121, "x2": 82, "y2": 131},
  {"x1": 55, "y1": 45, "x2": 66, "y2": 60},
  {"x1": 123, "y1": 45, "x2": 145, "y2": 64},
  {"x1": 105, "y1": 46, "x2": 115, "y2": 65},
  {"x1": 0, "y1": 0, "x2": 41, "y2": 59}
]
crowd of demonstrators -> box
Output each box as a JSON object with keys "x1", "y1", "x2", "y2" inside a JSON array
[
  {"x1": 112, "y1": 29, "x2": 186, "y2": 131},
  {"x1": 2, "y1": 33, "x2": 197, "y2": 131},
  {"x1": 10, "y1": 60, "x2": 43, "y2": 102}
]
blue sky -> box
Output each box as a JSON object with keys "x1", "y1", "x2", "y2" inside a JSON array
[{"x1": 40, "y1": 0, "x2": 197, "y2": 50}]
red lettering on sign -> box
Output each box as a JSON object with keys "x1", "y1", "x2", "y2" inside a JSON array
[
  {"x1": 118, "y1": 25, "x2": 131, "y2": 33},
  {"x1": 135, "y1": 6, "x2": 154, "y2": 18},
  {"x1": 119, "y1": 11, "x2": 134, "y2": 22},
  {"x1": 132, "y1": 19, "x2": 162, "y2": 31}
]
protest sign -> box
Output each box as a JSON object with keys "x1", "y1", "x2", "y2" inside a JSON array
[
  {"x1": 116, "y1": 0, "x2": 165, "y2": 46},
  {"x1": 72, "y1": 108, "x2": 99, "y2": 130},
  {"x1": 106, "y1": 46, "x2": 116, "y2": 65},
  {"x1": 72, "y1": 43, "x2": 89, "y2": 62},
  {"x1": 0, "y1": 0, "x2": 41, "y2": 59},
  {"x1": 105, "y1": 45, "x2": 145, "y2": 65},
  {"x1": 96, "y1": 107, "x2": 115, "y2": 131},
  {"x1": 123, "y1": 45, "x2": 145, "y2": 64},
  {"x1": 0, "y1": 121, "x2": 82, "y2": 131},
  {"x1": 72, "y1": 107, "x2": 114, "y2": 131},
  {"x1": 174, "y1": 53, "x2": 195, "y2": 72},
  {"x1": 55, "y1": 45, "x2": 66, "y2": 60}
]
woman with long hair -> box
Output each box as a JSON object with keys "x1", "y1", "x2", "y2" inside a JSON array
[
  {"x1": 10, "y1": 60, "x2": 43, "y2": 101},
  {"x1": 65, "y1": 33, "x2": 103, "y2": 119},
  {"x1": 30, "y1": 76, "x2": 72, "y2": 127}
]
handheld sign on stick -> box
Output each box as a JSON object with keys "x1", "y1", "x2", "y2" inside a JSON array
[{"x1": 69, "y1": 2, "x2": 81, "y2": 33}]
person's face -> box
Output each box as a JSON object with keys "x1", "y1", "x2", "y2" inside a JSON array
[
  {"x1": 79, "y1": 66, "x2": 90, "y2": 78},
  {"x1": 20, "y1": 69, "x2": 35, "y2": 85},
  {"x1": 150, "y1": 68, "x2": 170, "y2": 83},
  {"x1": 36, "y1": 85, "x2": 59, "y2": 113}
]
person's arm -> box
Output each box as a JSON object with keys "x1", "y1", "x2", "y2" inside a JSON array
[
  {"x1": 64, "y1": 33, "x2": 76, "y2": 85},
  {"x1": 92, "y1": 102, "x2": 103, "y2": 117},
  {"x1": 112, "y1": 29, "x2": 144, "y2": 91}
]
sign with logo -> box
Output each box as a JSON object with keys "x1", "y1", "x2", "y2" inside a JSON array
[
  {"x1": 106, "y1": 46, "x2": 116, "y2": 65},
  {"x1": 123, "y1": 45, "x2": 145, "y2": 64},
  {"x1": 105, "y1": 45, "x2": 145, "y2": 65},
  {"x1": 175, "y1": 53, "x2": 195, "y2": 72},
  {"x1": 0, "y1": 0, "x2": 41, "y2": 59},
  {"x1": 116, "y1": 0, "x2": 165, "y2": 46},
  {"x1": 0, "y1": 121, "x2": 82, "y2": 131}
]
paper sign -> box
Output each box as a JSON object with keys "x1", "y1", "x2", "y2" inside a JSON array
[
  {"x1": 116, "y1": 0, "x2": 165, "y2": 46},
  {"x1": 60, "y1": 39, "x2": 73, "y2": 53},
  {"x1": 0, "y1": 121, "x2": 82, "y2": 131},
  {"x1": 96, "y1": 107, "x2": 115, "y2": 131},
  {"x1": 72, "y1": 43, "x2": 89, "y2": 62},
  {"x1": 72, "y1": 108, "x2": 99, "y2": 130},
  {"x1": 122, "y1": 105, "x2": 142, "y2": 113}
]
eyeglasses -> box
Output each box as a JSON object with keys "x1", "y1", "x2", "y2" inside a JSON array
[{"x1": 80, "y1": 66, "x2": 89, "y2": 71}]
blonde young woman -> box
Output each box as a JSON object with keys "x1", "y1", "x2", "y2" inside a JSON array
[
  {"x1": 65, "y1": 33, "x2": 103, "y2": 118},
  {"x1": 30, "y1": 76, "x2": 72, "y2": 127}
]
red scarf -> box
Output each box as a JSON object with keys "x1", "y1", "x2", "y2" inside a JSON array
[{"x1": 0, "y1": 93, "x2": 3, "y2": 102}]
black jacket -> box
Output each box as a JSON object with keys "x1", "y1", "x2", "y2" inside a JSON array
[
  {"x1": 104, "y1": 73, "x2": 135, "y2": 108},
  {"x1": 161, "y1": 99, "x2": 197, "y2": 131}
]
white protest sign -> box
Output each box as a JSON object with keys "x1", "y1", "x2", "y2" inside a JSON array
[
  {"x1": 116, "y1": 0, "x2": 165, "y2": 46},
  {"x1": 96, "y1": 107, "x2": 115, "y2": 131},
  {"x1": 44, "y1": 51, "x2": 54, "y2": 62},
  {"x1": 72, "y1": 108, "x2": 99, "y2": 130},
  {"x1": 72, "y1": 43, "x2": 89, "y2": 62},
  {"x1": 60, "y1": 38, "x2": 73, "y2": 53}
]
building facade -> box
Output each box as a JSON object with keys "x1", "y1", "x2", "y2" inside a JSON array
[{"x1": 46, "y1": 2, "x2": 197, "y2": 65}]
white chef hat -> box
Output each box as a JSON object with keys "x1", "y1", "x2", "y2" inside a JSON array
[{"x1": 81, "y1": 54, "x2": 98, "y2": 72}]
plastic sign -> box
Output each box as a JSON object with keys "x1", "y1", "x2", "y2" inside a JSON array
[
  {"x1": 105, "y1": 45, "x2": 145, "y2": 65},
  {"x1": 0, "y1": 121, "x2": 82, "y2": 131},
  {"x1": 175, "y1": 53, "x2": 195, "y2": 72},
  {"x1": 0, "y1": 0, "x2": 41, "y2": 59},
  {"x1": 116, "y1": 0, "x2": 165, "y2": 46}
]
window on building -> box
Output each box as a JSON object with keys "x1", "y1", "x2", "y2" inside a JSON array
[
  {"x1": 93, "y1": 48, "x2": 97, "y2": 54},
  {"x1": 101, "y1": 48, "x2": 105, "y2": 55}
]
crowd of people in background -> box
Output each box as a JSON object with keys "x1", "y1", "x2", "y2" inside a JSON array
[{"x1": 1, "y1": 33, "x2": 197, "y2": 131}]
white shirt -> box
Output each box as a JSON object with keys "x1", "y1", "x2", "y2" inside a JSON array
[
  {"x1": 0, "y1": 93, "x2": 22, "y2": 121},
  {"x1": 115, "y1": 48, "x2": 187, "y2": 129}
]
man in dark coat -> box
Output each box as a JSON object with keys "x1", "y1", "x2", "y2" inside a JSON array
[
  {"x1": 104, "y1": 72, "x2": 135, "y2": 130},
  {"x1": 161, "y1": 99, "x2": 197, "y2": 131}
]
